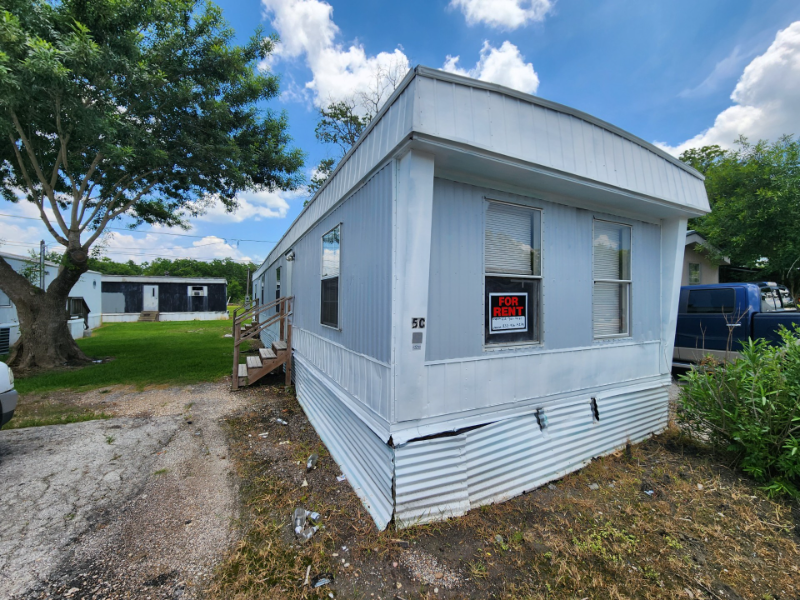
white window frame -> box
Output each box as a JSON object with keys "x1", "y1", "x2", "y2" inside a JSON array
[
  {"x1": 483, "y1": 199, "x2": 543, "y2": 349},
  {"x1": 0, "y1": 288, "x2": 10, "y2": 307},
  {"x1": 592, "y1": 218, "x2": 632, "y2": 340},
  {"x1": 320, "y1": 223, "x2": 342, "y2": 330}
]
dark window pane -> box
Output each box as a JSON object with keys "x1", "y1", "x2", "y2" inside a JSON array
[
  {"x1": 321, "y1": 277, "x2": 339, "y2": 328},
  {"x1": 687, "y1": 289, "x2": 735, "y2": 314},
  {"x1": 485, "y1": 277, "x2": 539, "y2": 345}
]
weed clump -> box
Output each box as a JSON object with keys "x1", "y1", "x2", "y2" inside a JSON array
[{"x1": 678, "y1": 325, "x2": 800, "y2": 497}]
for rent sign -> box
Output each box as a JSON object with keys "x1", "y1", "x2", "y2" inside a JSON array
[{"x1": 489, "y1": 293, "x2": 528, "y2": 333}]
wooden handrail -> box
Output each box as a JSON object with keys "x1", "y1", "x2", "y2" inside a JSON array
[{"x1": 232, "y1": 295, "x2": 294, "y2": 390}]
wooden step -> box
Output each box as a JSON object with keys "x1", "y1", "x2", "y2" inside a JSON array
[
  {"x1": 237, "y1": 364, "x2": 248, "y2": 378},
  {"x1": 138, "y1": 311, "x2": 159, "y2": 322},
  {"x1": 246, "y1": 356, "x2": 262, "y2": 370},
  {"x1": 259, "y1": 348, "x2": 276, "y2": 361},
  {"x1": 272, "y1": 340, "x2": 287, "y2": 352}
]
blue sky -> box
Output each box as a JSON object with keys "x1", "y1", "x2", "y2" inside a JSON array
[{"x1": 3, "y1": 0, "x2": 799, "y2": 268}]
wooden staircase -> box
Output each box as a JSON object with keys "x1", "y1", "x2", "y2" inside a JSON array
[
  {"x1": 231, "y1": 297, "x2": 293, "y2": 390},
  {"x1": 138, "y1": 311, "x2": 159, "y2": 322}
]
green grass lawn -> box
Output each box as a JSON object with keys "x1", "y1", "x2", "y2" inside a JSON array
[{"x1": 14, "y1": 318, "x2": 249, "y2": 394}]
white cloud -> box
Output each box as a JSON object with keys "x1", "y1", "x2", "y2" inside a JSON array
[
  {"x1": 658, "y1": 21, "x2": 800, "y2": 156},
  {"x1": 261, "y1": 0, "x2": 410, "y2": 109},
  {"x1": 678, "y1": 45, "x2": 752, "y2": 99},
  {"x1": 192, "y1": 188, "x2": 305, "y2": 223},
  {"x1": 101, "y1": 231, "x2": 258, "y2": 264},
  {"x1": 443, "y1": 41, "x2": 540, "y2": 94},
  {"x1": 450, "y1": 0, "x2": 553, "y2": 30}
]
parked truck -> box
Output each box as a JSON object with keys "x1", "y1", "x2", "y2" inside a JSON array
[{"x1": 673, "y1": 282, "x2": 800, "y2": 367}]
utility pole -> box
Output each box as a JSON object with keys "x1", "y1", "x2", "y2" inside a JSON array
[
  {"x1": 39, "y1": 240, "x2": 45, "y2": 289},
  {"x1": 245, "y1": 266, "x2": 250, "y2": 309}
]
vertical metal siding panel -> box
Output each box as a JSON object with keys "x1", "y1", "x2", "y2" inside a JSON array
[
  {"x1": 294, "y1": 356, "x2": 394, "y2": 529},
  {"x1": 452, "y1": 83, "x2": 475, "y2": 144},
  {"x1": 545, "y1": 109, "x2": 565, "y2": 171},
  {"x1": 602, "y1": 130, "x2": 618, "y2": 186},
  {"x1": 470, "y1": 89, "x2": 490, "y2": 148},
  {"x1": 579, "y1": 119, "x2": 598, "y2": 181},
  {"x1": 557, "y1": 112, "x2": 577, "y2": 174},
  {"x1": 515, "y1": 97, "x2": 534, "y2": 160},
  {"x1": 504, "y1": 97, "x2": 523, "y2": 157},
  {"x1": 434, "y1": 80, "x2": 457, "y2": 141},
  {"x1": 591, "y1": 125, "x2": 609, "y2": 182},
  {"x1": 544, "y1": 204, "x2": 593, "y2": 350},
  {"x1": 530, "y1": 105, "x2": 549, "y2": 167},
  {"x1": 569, "y1": 118, "x2": 588, "y2": 178},
  {"x1": 487, "y1": 91, "x2": 506, "y2": 153},
  {"x1": 612, "y1": 134, "x2": 627, "y2": 188},
  {"x1": 417, "y1": 76, "x2": 437, "y2": 134},
  {"x1": 426, "y1": 179, "x2": 484, "y2": 361},
  {"x1": 633, "y1": 221, "x2": 661, "y2": 342},
  {"x1": 635, "y1": 145, "x2": 656, "y2": 197},
  {"x1": 622, "y1": 138, "x2": 639, "y2": 194}
]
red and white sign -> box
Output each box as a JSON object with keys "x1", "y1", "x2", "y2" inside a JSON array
[{"x1": 489, "y1": 293, "x2": 528, "y2": 333}]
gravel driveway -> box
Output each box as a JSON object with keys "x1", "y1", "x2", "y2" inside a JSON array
[{"x1": 0, "y1": 383, "x2": 245, "y2": 600}]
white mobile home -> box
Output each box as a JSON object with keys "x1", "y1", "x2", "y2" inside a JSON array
[
  {"x1": 251, "y1": 67, "x2": 710, "y2": 529},
  {"x1": 0, "y1": 251, "x2": 102, "y2": 353}
]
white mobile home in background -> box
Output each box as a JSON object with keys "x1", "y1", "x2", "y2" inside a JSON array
[
  {"x1": 0, "y1": 251, "x2": 102, "y2": 353},
  {"x1": 252, "y1": 67, "x2": 710, "y2": 529}
]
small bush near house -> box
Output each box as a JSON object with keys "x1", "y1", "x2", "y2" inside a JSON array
[{"x1": 678, "y1": 326, "x2": 800, "y2": 497}]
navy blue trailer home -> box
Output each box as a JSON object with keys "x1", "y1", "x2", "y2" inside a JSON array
[
  {"x1": 101, "y1": 276, "x2": 228, "y2": 322},
  {"x1": 249, "y1": 67, "x2": 710, "y2": 529}
]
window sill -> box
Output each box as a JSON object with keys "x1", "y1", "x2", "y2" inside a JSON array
[{"x1": 320, "y1": 323, "x2": 341, "y2": 332}]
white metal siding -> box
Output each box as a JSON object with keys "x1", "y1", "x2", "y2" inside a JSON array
[
  {"x1": 425, "y1": 178, "x2": 661, "y2": 363},
  {"x1": 294, "y1": 355, "x2": 394, "y2": 530},
  {"x1": 262, "y1": 82, "x2": 415, "y2": 271},
  {"x1": 394, "y1": 380, "x2": 669, "y2": 527},
  {"x1": 413, "y1": 75, "x2": 707, "y2": 210},
  {"x1": 290, "y1": 164, "x2": 393, "y2": 365}
]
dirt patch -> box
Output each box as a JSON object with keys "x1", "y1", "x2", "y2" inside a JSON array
[
  {"x1": 4, "y1": 382, "x2": 246, "y2": 599},
  {"x1": 211, "y1": 380, "x2": 800, "y2": 600}
]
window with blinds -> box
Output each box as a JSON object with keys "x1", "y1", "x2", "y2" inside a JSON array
[
  {"x1": 484, "y1": 201, "x2": 542, "y2": 346},
  {"x1": 593, "y1": 220, "x2": 631, "y2": 338},
  {"x1": 321, "y1": 224, "x2": 341, "y2": 328}
]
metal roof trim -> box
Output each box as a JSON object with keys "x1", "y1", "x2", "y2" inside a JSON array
[
  {"x1": 414, "y1": 66, "x2": 704, "y2": 182},
  {"x1": 100, "y1": 275, "x2": 227, "y2": 284}
]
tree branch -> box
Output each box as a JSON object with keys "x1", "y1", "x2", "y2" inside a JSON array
[
  {"x1": 7, "y1": 134, "x2": 69, "y2": 246},
  {"x1": 9, "y1": 110, "x2": 70, "y2": 238},
  {"x1": 82, "y1": 180, "x2": 158, "y2": 249}
]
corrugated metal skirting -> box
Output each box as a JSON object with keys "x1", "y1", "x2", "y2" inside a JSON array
[
  {"x1": 394, "y1": 380, "x2": 669, "y2": 528},
  {"x1": 293, "y1": 354, "x2": 395, "y2": 530}
]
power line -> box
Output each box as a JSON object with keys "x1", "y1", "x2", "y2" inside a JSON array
[
  {"x1": 0, "y1": 239, "x2": 259, "y2": 264},
  {"x1": 0, "y1": 212, "x2": 278, "y2": 244}
]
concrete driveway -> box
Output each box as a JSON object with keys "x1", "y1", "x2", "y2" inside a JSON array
[{"x1": 0, "y1": 383, "x2": 244, "y2": 599}]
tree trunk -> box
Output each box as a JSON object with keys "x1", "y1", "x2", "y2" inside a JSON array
[{"x1": 0, "y1": 251, "x2": 92, "y2": 373}]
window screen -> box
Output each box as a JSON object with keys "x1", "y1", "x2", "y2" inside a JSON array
[
  {"x1": 321, "y1": 225, "x2": 340, "y2": 328},
  {"x1": 593, "y1": 220, "x2": 631, "y2": 338},
  {"x1": 687, "y1": 288, "x2": 735, "y2": 314},
  {"x1": 484, "y1": 201, "x2": 541, "y2": 346}
]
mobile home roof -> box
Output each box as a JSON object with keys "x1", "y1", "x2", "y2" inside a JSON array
[{"x1": 255, "y1": 65, "x2": 708, "y2": 279}]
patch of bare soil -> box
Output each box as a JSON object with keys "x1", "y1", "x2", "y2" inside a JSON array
[
  {"x1": 212, "y1": 379, "x2": 800, "y2": 600},
  {"x1": 22, "y1": 382, "x2": 246, "y2": 600}
]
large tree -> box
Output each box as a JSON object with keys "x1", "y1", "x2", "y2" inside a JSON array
[
  {"x1": 0, "y1": 0, "x2": 303, "y2": 371},
  {"x1": 680, "y1": 137, "x2": 800, "y2": 294}
]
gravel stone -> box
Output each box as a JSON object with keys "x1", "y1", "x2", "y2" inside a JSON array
[
  {"x1": 399, "y1": 549, "x2": 462, "y2": 589},
  {"x1": 1, "y1": 382, "x2": 245, "y2": 599}
]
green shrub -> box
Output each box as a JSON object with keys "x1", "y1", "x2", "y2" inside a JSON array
[{"x1": 678, "y1": 326, "x2": 800, "y2": 497}]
